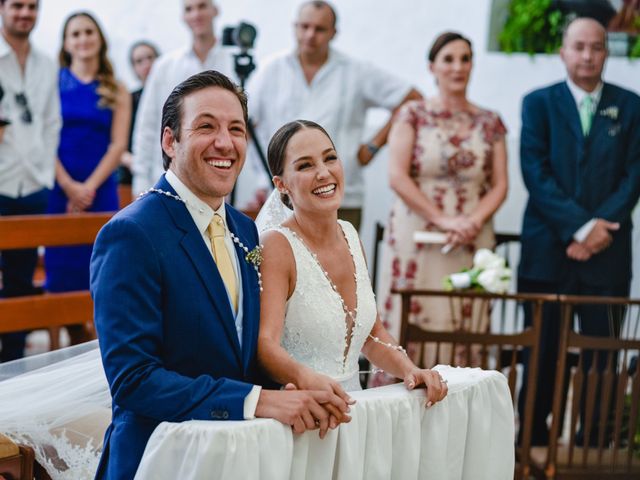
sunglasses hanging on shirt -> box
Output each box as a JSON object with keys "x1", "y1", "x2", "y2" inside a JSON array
[{"x1": 15, "y1": 92, "x2": 32, "y2": 124}]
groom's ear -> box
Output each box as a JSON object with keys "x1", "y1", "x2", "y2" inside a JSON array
[{"x1": 161, "y1": 127, "x2": 177, "y2": 160}]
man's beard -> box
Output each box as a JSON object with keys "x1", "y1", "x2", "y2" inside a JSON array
[{"x1": 5, "y1": 25, "x2": 35, "y2": 39}]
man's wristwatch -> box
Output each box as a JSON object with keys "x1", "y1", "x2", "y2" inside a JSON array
[{"x1": 365, "y1": 143, "x2": 380, "y2": 156}]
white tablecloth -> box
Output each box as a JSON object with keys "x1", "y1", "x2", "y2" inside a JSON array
[{"x1": 135, "y1": 366, "x2": 514, "y2": 479}]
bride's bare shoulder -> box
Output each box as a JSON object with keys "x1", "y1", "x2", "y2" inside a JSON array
[{"x1": 260, "y1": 229, "x2": 295, "y2": 266}]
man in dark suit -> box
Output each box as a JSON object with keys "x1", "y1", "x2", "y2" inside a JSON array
[
  {"x1": 91, "y1": 71, "x2": 351, "y2": 480},
  {"x1": 517, "y1": 17, "x2": 640, "y2": 445}
]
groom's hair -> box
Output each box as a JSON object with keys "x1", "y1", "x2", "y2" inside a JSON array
[{"x1": 160, "y1": 70, "x2": 248, "y2": 170}]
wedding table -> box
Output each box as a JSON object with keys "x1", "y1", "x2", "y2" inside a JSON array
[{"x1": 135, "y1": 366, "x2": 515, "y2": 480}]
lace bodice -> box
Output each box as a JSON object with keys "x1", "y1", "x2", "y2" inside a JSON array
[{"x1": 272, "y1": 221, "x2": 377, "y2": 391}]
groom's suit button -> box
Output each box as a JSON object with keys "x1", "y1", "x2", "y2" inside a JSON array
[
  {"x1": 211, "y1": 410, "x2": 222, "y2": 419},
  {"x1": 222, "y1": 411, "x2": 229, "y2": 419}
]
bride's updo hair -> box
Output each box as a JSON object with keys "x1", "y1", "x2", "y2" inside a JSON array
[{"x1": 267, "y1": 120, "x2": 336, "y2": 209}]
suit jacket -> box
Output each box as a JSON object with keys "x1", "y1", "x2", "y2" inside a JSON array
[
  {"x1": 90, "y1": 175, "x2": 261, "y2": 480},
  {"x1": 518, "y1": 81, "x2": 640, "y2": 287}
]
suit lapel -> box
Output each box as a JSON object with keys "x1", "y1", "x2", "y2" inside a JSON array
[
  {"x1": 588, "y1": 83, "x2": 617, "y2": 142},
  {"x1": 553, "y1": 83, "x2": 584, "y2": 141},
  {"x1": 157, "y1": 177, "x2": 243, "y2": 366},
  {"x1": 225, "y1": 208, "x2": 257, "y2": 374}
]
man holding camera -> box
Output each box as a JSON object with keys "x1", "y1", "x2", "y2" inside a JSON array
[
  {"x1": 132, "y1": 0, "x2": 235, "y2": 195},
  {"x1": 248, "y1": 0, "x2": 421, "y2": 230}
]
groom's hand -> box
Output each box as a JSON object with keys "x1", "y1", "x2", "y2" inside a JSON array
[{"x1": 255, "y1": 386, "x2": 352, "y2": 439}]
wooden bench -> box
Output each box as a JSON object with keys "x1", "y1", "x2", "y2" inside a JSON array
[{"x1": 0, "y1": 213, "x2": 113, "y2": 351}]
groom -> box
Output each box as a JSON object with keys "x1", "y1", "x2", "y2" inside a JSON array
[{"x1": 91, "y1": 70, "x2": 351, "y2": 480}]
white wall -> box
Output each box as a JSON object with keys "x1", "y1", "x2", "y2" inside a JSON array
[{"x1": 23, "y1": 0, "x2": 640, "y2": 296}]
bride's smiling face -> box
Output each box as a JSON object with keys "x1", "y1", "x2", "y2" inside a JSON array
[{"x1": 274, "y1": 127, "x2": 344, "y2": 213}]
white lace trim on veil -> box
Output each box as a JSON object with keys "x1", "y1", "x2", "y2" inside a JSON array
[
  {"x1": 0, "y1": 341, "x2": 111, "y2": 479},
  {"x1": 254, "y1": 188, "x2": 293, "y2": 234}
]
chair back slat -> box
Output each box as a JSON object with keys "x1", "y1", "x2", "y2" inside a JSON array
[{"x1": 544, "y1": 301, "x2": 640, "y2": 478}]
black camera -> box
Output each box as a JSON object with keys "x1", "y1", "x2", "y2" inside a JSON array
[{"x1": 222, "y1": 22, "x2": 257, "y2": 50}]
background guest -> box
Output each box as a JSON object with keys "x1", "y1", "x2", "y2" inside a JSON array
[
  {"x1": 372, "y1": 32, "x2": 508, "y2": 385},
  {"x1": 517, "y1": 17, "x2": 640, "y2": 446},
  {"x1": 247, "y1": 0, "x2": 421, "y2": 231},
  {"x1": 45, "y1": 12, "x2": 130, "y2": 300},
  {"x1": 132, "y1": 0, "x2": 235, "y2": 195},
  {"x1": 118, "y1": 40, "x2": 159, "y2": 191},
  {"x1": 0, "y1": 0, "x2": 61, "y2": 361}
]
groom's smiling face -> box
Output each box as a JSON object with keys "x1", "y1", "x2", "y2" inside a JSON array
[{"x1": 163, "y1": 86, "x2": 247, "y2": 210}]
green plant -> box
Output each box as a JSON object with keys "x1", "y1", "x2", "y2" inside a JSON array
[
  {"x1": 631, "y1": 16, "x2": 640, "y2": 58},
  {"x1": 499, "y1": 0, "x2": 565, "y2": 54}
]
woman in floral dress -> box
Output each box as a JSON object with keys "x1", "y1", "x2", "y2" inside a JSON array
[{"x1": 372, "y1": 32, "x2": 508, "y2": 384}]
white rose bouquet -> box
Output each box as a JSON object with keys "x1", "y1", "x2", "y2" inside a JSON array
[{"x1": 443, "y1": 249, "x2": 512, "y2": 294}]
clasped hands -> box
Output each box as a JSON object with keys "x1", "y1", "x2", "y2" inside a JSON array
[
  {"x1": 267, "y1": 368, "x2": 447, "y2": 438},
  {"x1": 434, "y1": 215, "x2": 481, "y2": 250},
  {"x1": 64, "y1": 180, "x2": 96, "y2": 213},
  {"x1": 566, "y1": 218, "x2": 619, "y2": 262}
]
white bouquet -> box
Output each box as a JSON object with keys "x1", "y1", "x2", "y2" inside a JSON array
[{"x1": 443, "y1": 249, "x2": 512, "y2": 294}]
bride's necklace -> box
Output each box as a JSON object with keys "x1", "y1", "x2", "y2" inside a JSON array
[
  {"x1": 286, "y1": 223, "x2": 407, "y2": 358},
  {"x1": 140, "y1": 188, "x2": 263, "y2": 291}
]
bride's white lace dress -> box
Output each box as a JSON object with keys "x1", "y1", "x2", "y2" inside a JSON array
[{"x1": 270, "y1": 220, "x2": 377, "y2": 391}]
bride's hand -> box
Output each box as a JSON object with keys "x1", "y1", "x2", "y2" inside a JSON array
[
  {"x1": 296, "y1": 370, "x2": 355, "y2": 432},
  {"x1": 403, "y1": 368, "x2": 448, "y2": 407}
]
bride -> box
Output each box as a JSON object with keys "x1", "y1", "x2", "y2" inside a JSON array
[{"x1": 256, "y1": 119, "x2": 448, "y2": 401}]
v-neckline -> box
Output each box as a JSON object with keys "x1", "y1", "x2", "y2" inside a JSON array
[{"x1": 282, "y1": 222, "x2": 359, "y2": 367}]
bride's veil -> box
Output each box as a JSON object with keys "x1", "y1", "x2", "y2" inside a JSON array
[
  {"x1": 254, "y1": 188, "x2": 293, "y2": 233},
  {"x1": 0, "y1": 340, "x2": 111, "y2": 478}
]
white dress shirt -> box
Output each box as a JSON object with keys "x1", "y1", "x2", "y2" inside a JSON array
[
  {"x1": 247, "y1": 48, "x2": 411, "y2": 208},
  {"x1": 0, "y1": 33, "x2": 61, "y2": 197},
  {"x1": 132, "y1": 43, "x2": 236, "y2": 195},
  {"x1": 566, "y1": 79, "x2": 603, "y2": 242},
  {"x1": 165, "y1": 170, "x2": 261, "y2": 419}
]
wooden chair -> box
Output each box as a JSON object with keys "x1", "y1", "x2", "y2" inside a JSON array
[
  {"x1": 393, "y1": 288, "x2": 556, "y2": 479},
  {"x1": 0, "y1": 213, "x2": 112, "y2": 350},
  {"x1": 533, "y1": 295, "x2": 640, "y2": 479},
  {"x1": 0, "y1": 433, "x2": 34, "y2": 480}
]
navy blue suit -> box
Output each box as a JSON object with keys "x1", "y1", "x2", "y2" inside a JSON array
[
  {"x1": 517, "y1": 81, "x2": 640, "y2": 444},
  {"x1": 90, "y1": 175, "x2": 261, "y2": 479}
]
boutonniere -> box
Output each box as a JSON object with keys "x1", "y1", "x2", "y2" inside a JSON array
[
  {"x1": 599, "y1": 106, "x2": 618, "y2": 120},
  {"x1": 245, "y1": 245, "x2": 263, "y2": 268}
]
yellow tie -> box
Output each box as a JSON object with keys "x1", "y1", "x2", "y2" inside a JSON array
[{"x1": 208, "y1": 214, "x2": 237, "y2": 311}]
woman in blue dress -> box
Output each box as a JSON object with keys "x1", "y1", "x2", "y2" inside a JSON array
[{"x1": 46, "y1": 12, "x2": 130, "y2": 294}]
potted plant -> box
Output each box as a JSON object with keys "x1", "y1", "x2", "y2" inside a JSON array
[
  {"x1": 499, "y1": 0, "x2": 565, "y2": 54},
  {"x1": 499, "y1": 0, "x2": 640, "y2": 58}
]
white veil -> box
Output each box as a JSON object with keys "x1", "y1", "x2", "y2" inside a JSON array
[
  {"x1": 0, "y1": 340, "x2": 110, "y2": 479},
  {"x1": 254, "y1": 188, "x2": 293, "y2": 234}
]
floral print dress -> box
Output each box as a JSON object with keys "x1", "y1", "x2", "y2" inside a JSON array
[{"x1": 371, "y1": 99, "x2": 506, "y2": 385}]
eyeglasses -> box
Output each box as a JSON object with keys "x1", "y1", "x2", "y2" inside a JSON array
[{"x1": 15, "y1": 93, "x2": 32, "y2": 124}]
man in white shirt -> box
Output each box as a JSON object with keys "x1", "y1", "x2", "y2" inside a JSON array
[
  {"x1": 517, "y1": 17, "x2": 640, "y2": 445},
  {"x1": 248, "y1": 0, "x2": 421, "y2": 230},
  {"x1": 131, "y1": 0, "x2": 235, "y2": 195},
  {"x1": 0, "y1": 0, "x2": 61, "y2": 361}
]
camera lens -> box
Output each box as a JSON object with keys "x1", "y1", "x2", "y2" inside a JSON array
[{"x1": 234, "y1": 22, "x2": 257, "y2": 49}]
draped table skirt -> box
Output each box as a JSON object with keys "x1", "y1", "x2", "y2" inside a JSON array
[{"x1": 135, "y1": 366, "x2": 514, "y2": 480}]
